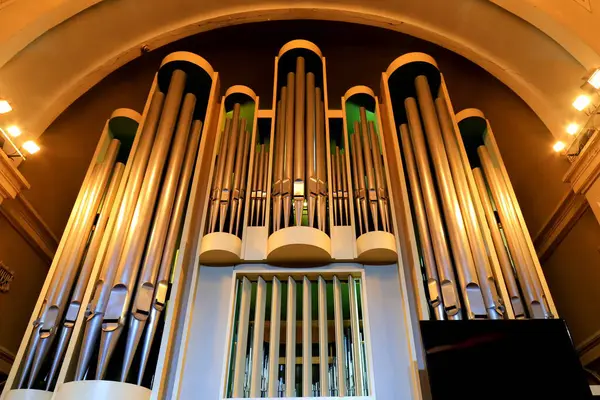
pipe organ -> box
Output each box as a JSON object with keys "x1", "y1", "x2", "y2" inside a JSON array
[{"x1": 2, "y1": 41, "x2": 558, "y2": 400}]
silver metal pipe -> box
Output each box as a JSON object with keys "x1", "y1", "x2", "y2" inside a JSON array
[
  {"x1": 306, "y1": 72, "x2": 317, "y2": 228},
  {"x1": 121, "y1": 93, "x2": 195, "y2": 381},
  {"x1": 236, "y1": 121, "x2": 252, "y2": 236},
  {"x1": 137, "y1": 119, "x2": 202, "y2": 384},
  {"x1": 18, "y1": 164, "x2": 100, "y2": 387},
  {"x1": 27, "y1": 139, "x2": 121, "y2": 388},
  {"x1": 293, "y1": 58, "x2": 306, "y2": 227},
  {"x1": 352, "y1": 127, "x2": 369, "y2": 233},
  {"x1": 209, "y1": 118, "x2": 231, "y2": 233},
  {"x1": 315, "y1": 88, "x2": 327, "y2": 232},
  {"x1": 260, "y1": 146, "x2": 269, "y2": 226},
  {"x1": 283, "y1": 72, "x2": 295, "y2": 228},
  {"x1": 359, "y1": 108, "x2": 378, "y2": 231},
  {"x1": 273, "y1": 87, "x2": 287, "y2": 232},
  {"x1": 97, "y1": 69, "x2": 187, "y2": 380},
  {"x1": 368, "y1": 121, "x2": 389, "y2": 232},
  {"x1": 414, "y1": 75, "x2": 487, "y2": 319},
  {"x1": 399, "y1": 124, "x2": 445, "y2": 320},
  {"x1": 349, "y1": 130, "x2": 363, "y2": 235},
  {"x1": 434, "y1": 97, "x2": 503, "y2": 320},
  {"x1": 256, "y1": 144, "x2": 266, "y2": 226},
  {"x1": 335, "y1": 146, "x2": 343, "y2": 226},
  {"x1": 219, "y1": 104, "x2": 241, "y2": 233},
  {"x1": 75, "y1": 90, "x2": 165, "y2": 381},
  {"x1": 46, "y1": 161, "x2": 125, "y2": 389},
  {"x1": 230, "y1": 121, "x2": 248, "y2": 234},
  {"x1": 340, "y1": 148, "x2": 350, "y2": 227},
  {"x1": 473, "y1": 168, "x2": 525, "y2": 318},
  {"x1": 404, "y1": 101, "x2": 465, "y2": 320},
  {"x1": 331, "y1": 147, "x2": 339, "y2": 225},
  {"x1": 249, "y1": 144, "x2": 260, "y2": 227},
  {"x1": 478, "y1": 146, "x2": 550, "y2": 318}
]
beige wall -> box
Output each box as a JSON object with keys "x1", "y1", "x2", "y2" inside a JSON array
[
  {"x1": 2, "y1": 20, "x2": 597, "y2": 356},
  {"x1": 543, "y1": 208, "x2": 600, "y2": 346},
  {"x1": 0, "y1": 212, "x2": 48, "y2": 355}
]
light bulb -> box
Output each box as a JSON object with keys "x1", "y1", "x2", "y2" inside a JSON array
[
  {"x1": 588, "y1": 69, "x2": 600, "y2": 90},
  {"x1": 0, "y1": 100, "x2": 11, "y2": 114},
  {"x1": 573, "y1": 95, "x2": 591, "y2": 111},
  {"x1": 566, "y1": 123, "x2": 579, "y2": 135},
  {"x1": 553, "y1": 141, "x2": 566, "y2": 153},
  {"x1": 22, "y1": 140, "x2": 40, "y2": 154},
  {"x1": 6, "y1": 125, "x2": 21, "y2": 137}
]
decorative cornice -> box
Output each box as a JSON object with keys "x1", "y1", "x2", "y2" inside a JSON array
[
  {"x1": 0, "y1": 346, "x2": 15, "y2": 375},
  {"x1": 0, "y1": 150, "x2": 29, "y2": 203},
  {"x1": 534, "y1": 189, "x2": 589, "y2": 262},
  {"x1": 0, "y1": 193, "x2": 58, "y2": 263},
  {"x1": 564, "y1": 129, "x2": 600, "y2": 194},
  {"x1": 577, "y1": 329, "x2": 600, "y2": 367}
]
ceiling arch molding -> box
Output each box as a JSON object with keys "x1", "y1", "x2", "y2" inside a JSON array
[{"x1": 0, "y1": 0, "x2": 597, "y2": 145}]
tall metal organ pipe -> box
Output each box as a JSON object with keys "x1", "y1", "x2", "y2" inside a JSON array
[
  {"x1": 76, "y1": 89, "x2": 166, "y2": 381},
  {"x1": 413, "y1": 76, "x2": 487, "y2": 320},
  {"x1": 434, "y1": 96, "x2": 503, "y2": 320},
  {"x1": 97, "y1": 69, "x2": 188, "y2": 380}
]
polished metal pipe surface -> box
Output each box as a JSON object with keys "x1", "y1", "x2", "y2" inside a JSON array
[
  {"x1": 335, "y1": 146, "x2": 343, "y2": 226},
  {"x1": 283, "y1": 72, "x2": 295, "y2": 228},
  {"x1": 331, "y1": 148, "x2": 339, "y2": 225},
  {"x1": 359, "y1": 108, "x2": 378, "y2": 231},
  {"x1": 478, "y1": 146, "x2": 549, "y2": 318},
  {"x1": 352, "y1": 125, "x2": 369, "y2": 233},
  {"x1": 209, "y1": 118, "x2": 231, "y2": 233},
  {"x1": 28, "y1": 139, "x2": 121, "y2": 388},
  {"x1": 249, "y1": 144, "x2": 260, "y2": 226},
  {"x1": 75, "y1": 89, "x2": 165, "y2": 381},
  {"x1": 137, "y1": 119, "x2": 202, "y2": 384},
  {"x1": 315, "y1": 89, "x2": 327, "y2": 232},
  {"x1": 256, "y1": 144, "x2": 266, "y2": 226},
  {"x1": 473, "y1": 168, "x2": 525, "y2": 318},
  {"x1": 340, "y1": 148, "x2": 350, "y2": 226},
  {"x1": 121, "y1": 92, "x2": 196, "y2": 381},
  {"x1": 368, "y1": 121, "x2": 389, "y2": 232},
  {"x1": 404, "y1": 100, "x2": 464, "y2": 320},
  {"x1": 414, "y1": 76, "x2": 486, "y2": 319},
  {"x1": 260, "y1": 146, "x2": 269, "y2": 226},
  {"x1": 272, "y1": 87, "x2": 287, "y2": 232},
  {"x1": 306, "y1": 72, "x2": 317, "y2": 228},
  {"x1": 230, "y1": 119, "x2": 248, "y2": 233},
  {"x1": 293, "y1": 58, "x2": 306, "y2": 226},
  {"x1": 236, "y1": 121, "x2": 252, "y2": 236},
  {"x1": 399, "y1": 124, "x2": 446, "y2": 320},
  {"x1": 435, "y1": 97, "x2": 503, "y2": 320},
  {"x1": 46, "y1": 161, "x2": 126, "y2": 389},
  {"x1": 219, "y1": 104, "x2": 241, "y2": 232},
  {"x1": 349, "y1": 129, "x2": 362, "y2": 235},
  {"x1": 97, "y1": 69, "x2": 187, "y2": 380}
]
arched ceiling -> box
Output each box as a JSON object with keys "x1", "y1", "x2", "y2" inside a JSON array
[{"x1": 0, "y1": 0, "x2": 598, "y2": 150}]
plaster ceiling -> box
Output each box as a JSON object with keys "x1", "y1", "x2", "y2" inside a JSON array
[{"x1": 0, "y1": 0, "x2": 598, "y2": 151}]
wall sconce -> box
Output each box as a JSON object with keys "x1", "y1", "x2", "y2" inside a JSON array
[
  {"x1": 0, "y1": 100, "x2": 11, "y2": 114},
  {"x1": 553, "y1": 141, "x2": 566, "y2": 152}
]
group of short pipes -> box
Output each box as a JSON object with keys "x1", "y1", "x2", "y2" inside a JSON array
[
  {"x1": 17, "y1": 69, "x2": 203, "y2": 389},
  {"x1": 400, "y1": 75, "x2": 552, "y2": 321}
]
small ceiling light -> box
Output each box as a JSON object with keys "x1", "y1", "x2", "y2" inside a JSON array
[
  {"x1": 588, "y1": 69, "x2": 600, "y2": 90},
  {"x1": 22, "y1": 140, "x2": 40, "y2": 154},
  {"x1": 6, "y1": 125, "x2": 21, "y2": 137},
  {"x1": 0, "y1": 100, "x2": 11, "y2": 114},
  {"x1": 573, "y1": 94, "x2": 591, "y2": 111},
  {"x1": 566, "y1": 123, "x2": 579, "y2": 135},
  {"x1": 553, "y1": 141, "x2": 566, "y2": 152}
]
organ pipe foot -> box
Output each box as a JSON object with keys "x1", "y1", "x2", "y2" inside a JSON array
[
  {"x1": 17, "y1": 327, "x2": 40, "y2": 388},
  {"x1": 272, "y1": 196, "x2": 282, "y2": 232},
  {"x1": 121, "y1": 317, "x2": 146, "y2": 382},
  {"x1": 75, "y1": 314, "x2": 103, "y2": 381},
  {"x1": 45, "y1": 326, "x2": 73, "y2": 390},
  {"x1": 27, "y1": 334, "x2": 54, "y2": 388},
  {"x1": 137, "y1": 307, "x2": 161, "y2": 385},
  {"x1": 96, "y1": 325, "x2": 123, "y2": 380},
  {"x1": 294, "y1": 198, "x2": 304, "y2": 227},
  {"x1": 283, "y1": 196, "x2": 291, "y2": 228}
]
